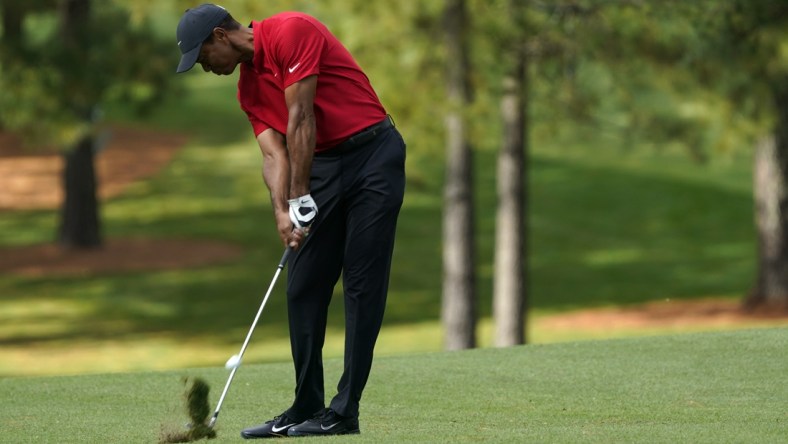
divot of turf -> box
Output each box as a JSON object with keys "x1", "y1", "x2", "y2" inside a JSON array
[{"x1": 159, "y1": 377, "x2": 217, "y2": 443}]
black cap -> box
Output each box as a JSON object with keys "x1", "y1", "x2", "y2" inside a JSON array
[{"x1": 176, "y1": 4, "x2": 230, "y2": 73}]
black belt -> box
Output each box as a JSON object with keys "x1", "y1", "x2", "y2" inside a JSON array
[{"x1": 318, "y1": 115, "x2": 394, "y2": 157}]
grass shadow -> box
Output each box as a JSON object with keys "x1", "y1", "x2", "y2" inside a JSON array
[{"x1": 0, "y1": 136, "x2": 758, "y2": 360}]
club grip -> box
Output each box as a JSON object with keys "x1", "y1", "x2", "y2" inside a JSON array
[{"x1": 278, "y1": 247, "x2": 293, "y2": 269}]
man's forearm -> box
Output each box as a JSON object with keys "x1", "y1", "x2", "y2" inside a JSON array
[
  {"x1": 284, "y1": 75, "x2": 318, "y2": 198},
  {"x1": 263, "y1": 156, "x2": 290, "y2": 214},
  {"x1": 286, "y1": 108, "x2": 315, "y2": 198},
  {"x1": 257, "y1": 130, "x2": 291, "y2": 215}
]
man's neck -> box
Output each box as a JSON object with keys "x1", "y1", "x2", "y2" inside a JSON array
[{"x1": 235, "y1": 26, "x2": 255, "y2": 63}]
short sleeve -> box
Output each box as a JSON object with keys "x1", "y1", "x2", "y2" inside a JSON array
[
  {"x1": 272, "y1": 17, "x2": 325, "y2": 88},
  {"x1": 246, "y1": 111, "x2": 271, "y2": 137}
]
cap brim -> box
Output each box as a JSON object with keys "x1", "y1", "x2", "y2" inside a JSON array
[{"x1": 176, "y1": 44, "x2": 201, "y2": 73}]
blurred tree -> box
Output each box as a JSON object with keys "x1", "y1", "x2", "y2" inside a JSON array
[
  {"x1": 700, "y1": 0, "x2": 788, "y2": 311},
  {"x1": 565, "y1": 0, "x2": 788, "y2": 311},
  {"x1": 58, "y1": 0, "x2": 101, "y2": 248},
  {"x1": 478, "y1": 0, "x2": 602, "y2": 346},
  {"x1": 0, "y1": 0, "x2": 24, "y2": 47},
  {"x1": 582, "y1": 2, "x2": 739, "y2": 160},
  {"x1": 492, "y1": 0, "x2": 528, "y2": 347},
  {"x1": 0, "y1": 0, "x2": 57, "y2": 131},
  {"x1": 441, "y1": 0, "x2": 477, "y2": 351},
  {"x1": 0, "y1": 0, "x2": 176, "y2": 248}
]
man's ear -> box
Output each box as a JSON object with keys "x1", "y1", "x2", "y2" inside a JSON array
[{"x1": 212, "y1": 27, "x2": 228, "y2": 42}]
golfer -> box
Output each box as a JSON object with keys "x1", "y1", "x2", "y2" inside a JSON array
[{"x1": 176, "y1": 4, "x2": 405, "y2": 439}]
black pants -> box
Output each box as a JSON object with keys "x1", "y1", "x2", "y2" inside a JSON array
[{"x1": 284, "y1": 124, "x2": 405, "y2": 420}]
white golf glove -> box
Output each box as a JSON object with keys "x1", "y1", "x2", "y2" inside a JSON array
[{"x1": 288, "y1": 194, "x2": 318, "y2": 229}]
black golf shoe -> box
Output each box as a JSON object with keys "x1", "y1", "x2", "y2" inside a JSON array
[
  {"x1": 287, "y1": 408, "x2": 360, "y2": 437},
  {"x1": 241, "y1": 412, "x2": 302, "y2": 439}
]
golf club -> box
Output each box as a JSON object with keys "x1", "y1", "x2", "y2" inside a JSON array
[{"x1": 207, "y1": 246, "x2": 292, "y2": 429}]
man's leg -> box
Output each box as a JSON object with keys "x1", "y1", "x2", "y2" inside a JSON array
[
  {"x1": 285, "y1": 156, "x2": 345, "y2": 419},
  {"x1": 329, "y1": 128, "x2": 406, "y2": 418}
]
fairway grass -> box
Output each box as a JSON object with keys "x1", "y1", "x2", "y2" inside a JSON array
[{"x1": 2, "y1": 329, "x2": 785, "y2": 443}]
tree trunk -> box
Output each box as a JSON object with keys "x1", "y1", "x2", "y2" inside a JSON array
[
  {"x1": 441, "y1": 0, "x2": 476, "y2": 350},
  {"x1": 57, "y1": 0, "x2": 101, "y2": 249},
  {"x1": 59, "y1": 0, "x2": 90, "y2": 42},
  {"x1": 0, "y1": 0, "x2": 24, "y2": 46},
  {"x1": 494, "y1": 35, "x2": 528, "y2": 347},
  {"x1": 748, "y1": 83, "x2": 788, "y2": 311},
  {"x1": 58, "y1": 136, "x2": 101, "y2": 248},
  {"x1": 0, "y1": 0, "x2": 25, "y2": 130}
]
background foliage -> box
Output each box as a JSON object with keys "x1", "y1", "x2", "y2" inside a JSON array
[
  {"x1": 0, "y1": 0, "x2": 176, "y2": 149},
  {"x1": 0, "y1": 0, "x2": 785, "y2": 376}
]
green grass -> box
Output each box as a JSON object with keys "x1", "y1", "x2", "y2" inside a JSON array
[
  {"x1": 0, "y1": 74, "x2": 770, "y2": 376},
  {"x1": 1, "y1": 329, "x2": 786, "y2": 443},
  {"x1": 526, "y1": 140, "x2": 755, "y2": 311}
]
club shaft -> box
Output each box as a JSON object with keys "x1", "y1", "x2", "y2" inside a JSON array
[{"x1": 209, "y1": 247, "x2": 291, "y2": 428}]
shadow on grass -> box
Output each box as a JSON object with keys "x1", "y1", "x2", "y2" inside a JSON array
[
  {"x1": 526, "y1": 155, "x2": 755, "y2": 310},
  {"x1": 0, "y1": 205, "x2": 443, "y2": 347},
  {"x1": 0, "y1": 149, "x2": 756, "y2": 349}
]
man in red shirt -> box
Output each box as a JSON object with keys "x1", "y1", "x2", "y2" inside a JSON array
[{"x1": 176, "y1": 4, "x2": 405, "y2": 439}]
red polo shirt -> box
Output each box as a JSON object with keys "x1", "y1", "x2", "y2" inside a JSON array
[{"x1": 237, "y1": 13, "x2": 387, "y2": 152}]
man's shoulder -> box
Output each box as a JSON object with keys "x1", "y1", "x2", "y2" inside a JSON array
[
  {"x1": 262, "y1": 11, "x2": 329, "y2": 33},
  {"x1": 265, "y1": 11, "x2": 322, "y2": 26}
]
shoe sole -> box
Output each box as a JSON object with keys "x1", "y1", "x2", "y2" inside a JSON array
[
  {"x1": 287, "y1": 429, "x2": 360, "y2": 437},
  {"x1": 241, "y1": 430, "x2": 290, "y2": 439}
]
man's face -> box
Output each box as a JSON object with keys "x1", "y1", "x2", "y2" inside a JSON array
[{"x1": 197, "y1": 32, "x2": 238, "y2": 76}]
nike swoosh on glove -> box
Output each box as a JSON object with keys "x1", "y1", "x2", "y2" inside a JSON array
[{"x1": 288, "y1": 194, "x2": 318, "y2": 229}]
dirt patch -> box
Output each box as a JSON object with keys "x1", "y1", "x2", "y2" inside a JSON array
[
  {"x1": 0, "y1": 127, "x2": 243, "y2": 274},
  {"x1": 541, "y1": 298, "x2": 788, "y2": 331},
  {"x1": 0, "y1": 238, "x2": 243, "y2": 277},
  {"x1": 0, "y1": 127, "x2": 188, "y2": 210}
]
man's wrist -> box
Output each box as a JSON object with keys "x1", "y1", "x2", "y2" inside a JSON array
[{"x1": 288, "y1": 193, "x2": 318, "y2": 228}]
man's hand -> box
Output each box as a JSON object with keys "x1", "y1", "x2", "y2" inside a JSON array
[
  {"x1": 276, "y1": 210, "x2": 307, "y2": 249},
  {"x1": 288, "y1": 194, "x2": 318, "y2": 229}
]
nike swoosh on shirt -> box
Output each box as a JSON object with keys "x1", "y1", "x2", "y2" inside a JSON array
[
  {"x1": 271, "y1": 423, "x2": 296, "y2": 433},
  {"x1": 288, "y1": 62, "x2": 302, "y2": 73},
  {"x1": 320, "y1": 422, "x2": 341, "y2": 431}
]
